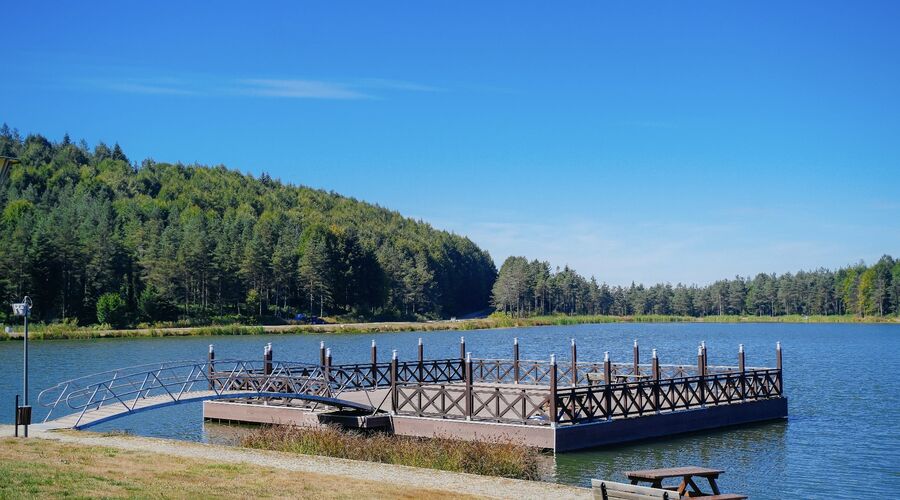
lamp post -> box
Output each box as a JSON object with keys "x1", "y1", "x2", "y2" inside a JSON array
[{"x1": 12, "y1": 296, "x2": 32, "y2": 437}]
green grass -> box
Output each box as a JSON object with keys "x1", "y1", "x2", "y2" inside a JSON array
[
  {"x1": 241, "y1": 424, "x2": 543, "y2": 480},
  {"x1": 2, "y1": 312, "x2": 896, "y2": 342}
]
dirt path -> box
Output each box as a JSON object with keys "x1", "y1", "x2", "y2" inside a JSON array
[{"x1": 0, "y1": 426, "x2": 591, "y2": 499}]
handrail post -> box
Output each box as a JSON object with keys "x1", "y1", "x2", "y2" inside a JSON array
[
  {"x1": 738, "y1": 344, "x2": 746, "y2": 401},
  {"x1": 465, "y1": 352, "x2": 473, "y2": 420},
  {"x1": 775, "y1": 341, "x2": 783, "y2": 395},
  {"x1": 459, "y1": 336, "x2": 466, "y2": 381},
  {"x1": 325, "y1": 348, "x2": 332, "y2": 386},
  {"x1": 370, "y1": 339, "x2": 378, "y2": 386},
  {"x1": 633, "y1": 339, "x2": 640, "y2": 376},
  {"x1": 390, "y1": 350, "x2": 398, "y2": 413},
  {"x1": 513, "y1": 337, "x2": 520, "y2": 384},
  {"x1": 417, "y1": 338, "x2": 424, "y2": 382},
  {"x1": 549, "y1": 354, "x2": 558, "y2": 426},
  {"x1": 697, "y1": 345, "x2": 706, "y2": 407},
  {"x1": 208, "y1": 344, "x2": 215, "y2": 390},
  {"x1": 652, "y1": 349, "x2": 660, "y2": 413},
  {"x1": 603, "y1": 351, "x2": 612, "y2": 420},
  {"x1": 14, "y1": 394, "x2": 19, "y2": 438},
  {"x1": 319, "y1": 341, "x2": 326, "y2": 366},
  {"x1": 701, "y1": 340, "x2": 708, "y2": 374},
  {"x1": 570, "y1": 339, "x2": 577, "y2": 386}
]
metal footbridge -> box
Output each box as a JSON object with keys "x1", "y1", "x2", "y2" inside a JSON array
[{"x1": 37, "y1": 359, "x2": 382, "y2": 429}]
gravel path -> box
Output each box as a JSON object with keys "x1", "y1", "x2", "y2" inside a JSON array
[{"x1": 0, "y1": 426, "x2": 590, "y2": 499}]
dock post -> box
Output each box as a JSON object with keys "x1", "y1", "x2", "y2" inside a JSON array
[
  {"x1": 459, "y1": 336, "x2": 466, "y2": 360},
  {"x1": 417, "y1": 338, "x2": 424, "y2": 382},
  {"x1": 776, "y1": 341, "x2": 783, "y2": 394},
  {"x1": 697, "y1": 345, "x2": 706, "y2": 407},
  {"x1": 570, "y1": 339, "x2": 578, "y2": 386},
  {"x1": 465, "y1": 352, "x2": 473, "y2": 420},
  {"x1": 370, "y1": 340, "x2": 378, "y2": 386},
  {"x1": 549, "y1": 354, "x2": 558, "y2": 426},
  {"x1": 738, "y1": 344, "x2": 746, "y2": 400},
  {"x1": 651, "y1": 349, "x2": 660, "y2": 413},
  {"x1": 390, "y1": 350, "x2": 398, "y2": 413},
  {"x1": 603, "y1": 352, "x2": 612, "y2": 420},
  {"x1": 208, "y1": 344, "x2": 215, "y2": 390},
  {"x1": 633, "y1": 339, "x2": 640, "y2": 376},
  {"x1": 264, "y1": 343, "x2": 273, "y2": 375},
  {"x1": 319, "y1": 341, "x2": 326, "y2": 366},
  {"x1": 513, "y1": 337, "x2": 520, "y2": 384},
  {"x1": 701, "y1": 340, "x2": 708, "y2": 374},
  {"x1": 325, "y1": 348, "x2": 332, "y2": 385}
]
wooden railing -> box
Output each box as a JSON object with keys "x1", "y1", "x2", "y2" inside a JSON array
[
  {"x1": 393, "y1": 367, "x2": 782, "y2": 426},
  {"x1": 555, "y1": 368, "x2": 782, "y2": 424}
]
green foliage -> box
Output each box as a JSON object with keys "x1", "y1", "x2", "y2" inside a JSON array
[
  {"x1": 95, "y1": 292, "x2": 127, "y2": 327},
  {"x1": 0, "y1": 126, "x2": 497, "y2": 326},
  {"x1": 493, "y1": 255, "x2": 900, "y2": 318}
]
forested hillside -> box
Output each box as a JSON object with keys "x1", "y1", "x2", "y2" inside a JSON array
[
  {"x1": 0, "y1": 126, "x2": 496, "y2": 326},
  {"x1": 493, "y1": 256, "x2": 900, "y2": 318}
]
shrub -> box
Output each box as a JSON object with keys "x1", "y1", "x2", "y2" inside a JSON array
[
  {"x1": 96, "y1": 293, "x2": 128, "y2": 328},
  {"x1": 241, "y1": 424, "x2": 543, "y2": 480}
]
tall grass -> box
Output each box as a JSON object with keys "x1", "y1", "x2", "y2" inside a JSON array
[{"x1": 240, "y1": 424, "x2": 543, "y2": 480}]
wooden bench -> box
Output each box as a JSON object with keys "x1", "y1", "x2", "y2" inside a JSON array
[{"x1": 591, "y1": 480, "x2": 680, "y2": 500}]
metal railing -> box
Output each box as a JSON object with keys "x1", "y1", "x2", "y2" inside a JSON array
[{"x1": 37, "y1": 359, "x2": 373, "y2": 427}]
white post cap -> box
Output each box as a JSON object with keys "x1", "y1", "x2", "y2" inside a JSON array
[
  {"x1": 604, "y1": 351, "x2": 609, "y2": 362},
  {"x1": 550, "y1": 354, "x2": 556, "y2": 365},
  {"x1": 776, "y1": 341, "x2": 781, "y2": 350},
  {"x1": 739, "y1": 343, "x2": 744, "y2": 353},
  {"x1": 320, "y1": 341, "x2": 325, "y2": 349},
  {"x1": 325, "y1": 347, "x2": 331, "y2": 356},
  {"x1": 513, "y1": 337, "x2": 518, "y2": 345},
  {"x1": 652, "y1": 348, "x2": 657, "y2": 359},
  {"x1": 208, "y1": 344, "x2": 214, "y2": 353},
  {"x1": 392, "y1": 349, "x2": 398, "y2": 360},
  {"x1": 466, "y1": 351, "x2": 472, "y2": 362},
  {"x1": 634, "y1": 339, "x2": 639, "y2": 348},
  {"x1": 418, "y1": 337, "x2": 423, "y2": 345},
  {"x1": 372, "y1": 339, "x2": 376, "y2": 347}
]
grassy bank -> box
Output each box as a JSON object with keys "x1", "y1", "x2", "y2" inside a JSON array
[
  {"x1": 240, "y1": 425, "x2": 543, "y2": 480},
  {"x1": 2, "y1": 313, "x2": 896, "y2": 341},
  {"x1": 0, "y1": 437, "x2": 470, "y2": 499}
]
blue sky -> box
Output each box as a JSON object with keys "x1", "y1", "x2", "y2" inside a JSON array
[{"x1": 3, "y1": 1, "x2": 898, "y2": 285}]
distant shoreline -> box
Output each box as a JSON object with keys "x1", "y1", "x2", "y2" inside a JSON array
[{"x1": 2, "y1": 313, "x2": 897, "y2": 341}]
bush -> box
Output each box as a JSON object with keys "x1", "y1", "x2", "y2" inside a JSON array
[
  {"x1": 137, "y1": 286, "x2": 178, "y2": 322},
  {"x1": 241, "y1": 425, "x2": 543, "y2": 480},
  {"x1": 96, "y1": 293, "x2": 128, "y2": 328}
]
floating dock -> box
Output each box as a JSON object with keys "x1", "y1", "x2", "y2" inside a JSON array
[{"x1": 203, "y1": 338, "x2": 788, "y2": 451}]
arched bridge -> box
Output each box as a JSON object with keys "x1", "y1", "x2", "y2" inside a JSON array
[{"x1": 37, "y1": 359, "x2": 382, "y2": 429}]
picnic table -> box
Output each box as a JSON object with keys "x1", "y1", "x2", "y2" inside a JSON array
[{"x1": 625, "y1": 466, "x2": 746, "y2": 499}]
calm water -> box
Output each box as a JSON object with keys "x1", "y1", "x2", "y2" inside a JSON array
[{"x1": 1, "y1": 323, "x2": 898, "y2": 497}]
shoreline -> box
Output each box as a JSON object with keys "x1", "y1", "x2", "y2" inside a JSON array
[
  {"x1": 2, "y1": 313, "x2": 897, "y2": 341},
  {"x1": 0, "y1": 426, "x2": 589, "y2": 499}
]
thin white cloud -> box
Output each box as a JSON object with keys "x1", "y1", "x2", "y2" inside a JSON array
[
  {"x1": 86, "y1": 79, "x2": 197, "y2": 96},
  {"x1": 79, "y1": 73, "x2": 442, "y2": 100},
  {"x1": 236, "y1": 79, "x2": 368, "y2": 99}
]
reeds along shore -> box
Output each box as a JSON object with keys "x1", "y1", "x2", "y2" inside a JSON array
[
  {"x1": 240, "y1": 425, "x2": 543, "y2": 480},
  {"x1": 1, "y1": 313, "x2": 896, "y2": 341}
]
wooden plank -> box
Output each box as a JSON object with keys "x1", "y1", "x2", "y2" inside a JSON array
[
  {"x1": 626, "y1": 466, "x2": 723, "y2": 480},
  {"x1": 591, "y1": 480, "x2": 677, "y2": 500}
]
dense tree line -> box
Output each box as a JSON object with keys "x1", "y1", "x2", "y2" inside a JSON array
[
  {"x1": 492, "y1": 255, "x2": 900, "y2": 318},
  {"x1": 0, "y1": 126, "x2": 496, "y2": 326}
]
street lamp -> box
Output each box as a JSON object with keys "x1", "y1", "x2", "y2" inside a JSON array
[
  {"x1": 0, "y1": 156, "x2": 20, "y2": 191},
  {"x1": 12, "y1": 296, "x2": 32, "y2": 437}
]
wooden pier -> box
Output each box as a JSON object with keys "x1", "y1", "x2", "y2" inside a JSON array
[{"x1": 202, "y1": 338, "x2": 788, "y2": 451}]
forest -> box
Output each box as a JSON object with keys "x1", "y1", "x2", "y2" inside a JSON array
[
  {"x1": 0, "y1": 126, "x2": 497, "y2": 326},
  {"x1": 492, "y1": 255, "x2": 900, "y2": 318}
]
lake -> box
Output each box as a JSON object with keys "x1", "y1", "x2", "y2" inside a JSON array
[{"x1": 1, "y1": 323, "x2": 897, "y2": 497}]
